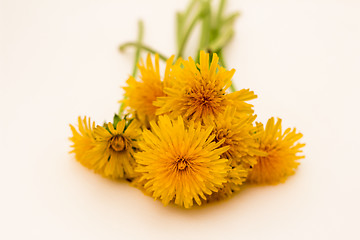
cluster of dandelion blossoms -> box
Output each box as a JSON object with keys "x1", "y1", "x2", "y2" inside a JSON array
[{"x1": 70, "y1": 51, "x2": 305, "y2": 208}]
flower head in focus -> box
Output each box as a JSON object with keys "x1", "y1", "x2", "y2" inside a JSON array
[
  {"x1": 135, "y1": 115, "x2": 230, "y2": 208},
  {"x1": 247, "y1": 117, "x2": 305, "y2": 184},
  {"x1": 154, "y1": 51, "x2": 257, "y2": 123}
]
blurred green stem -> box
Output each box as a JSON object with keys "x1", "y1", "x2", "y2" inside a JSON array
[
  {"x1": 132, "y1": 20, "x2": 144, "y2": 77},
  {"x1": 118, "y1": 21, "x2": 145, "y2": 116},
  {"x1": 119, "y1": 42, "x2": 168, "y2": 62},
  {"x1": 218, "y1": 50, "x2": 236, "y2": 92},
  {"x1": 177, "y1": 7, "x2": 204, "y2": 59}
]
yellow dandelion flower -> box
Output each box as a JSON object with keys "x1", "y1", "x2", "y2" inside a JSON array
[
  {"x1": 69, "y1": 116, "x2": 96, "y2": 168},
  {"x1": 122, "y1": 54, "x2": 178, "y2": 127},
  {"x1": 154, "y1": 51, "x2": 257, "y2": 123},
  {"x1": 135, "y1": 115, "x2": 230, "y2": 208},
  {"x1": 209, "y1": 107, "x2": 265, "y2": 168},
  {"x1": 200, "y1": 107, "x2": 265, "y2": 202},
  {"x1": 70, "y1": 117, "x2": 141, "y2": 179},
  {"x1": 91, "y1": 119, "x2": 141, "y2": 179},
  {"x1": 247, "y1": 117, "x2": 305, "y2": 184}
]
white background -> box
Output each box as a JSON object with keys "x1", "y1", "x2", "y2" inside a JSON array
[{"x1": 1, "y1": 0, "x2": 360, "y2": 239}]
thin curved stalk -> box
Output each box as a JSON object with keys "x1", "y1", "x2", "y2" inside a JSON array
[
  {"x1": 119, "y1": 42, "x2": 169, "y2": 62},
  {"x1": 132, "y1": 20, "x2": 144, "y2": 77},
  {"x1": 118, "y1": 21, "x2": 146, "y2": 116},
  {"x1": 176, "y1": 9, "x2": 204, "y2": 59},
  {"x1": 218, "y1": 50, "x2": 236, "y2": 92}
]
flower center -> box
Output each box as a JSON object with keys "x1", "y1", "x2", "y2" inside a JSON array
[
  {"x1": 110, "y1": 135, "x2": 127, "y2": 152},
  {"x1": 187, "y1": 86, "x2": 224, "y2": 108},
  {"x1": 216, "y1": 129, "x2": 231, "y2": 141},
  {"x1": 176, "y1": 157, "x2": 189, "y2": 171}
]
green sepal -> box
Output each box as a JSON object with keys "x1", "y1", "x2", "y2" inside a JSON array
[{"x1": 113, "y1": 113, "x2": 121, "y2": 129}]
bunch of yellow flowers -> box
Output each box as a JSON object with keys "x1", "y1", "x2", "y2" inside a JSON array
[
  {"x1": 69, "y1": 0, "x2": 304, "y2": 208},
  {"x1": 69, "y1": 51, "x2": 304, "y2": 208}
]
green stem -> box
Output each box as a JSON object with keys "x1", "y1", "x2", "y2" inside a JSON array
[
  {"x1": 176, "y1": 0, "x2": 198, "y2": 50},
  {"x1": 176, "y1": 12, "x2": 184, "y2": 50},
  {"x1": 218, "y1": 50, "x2": 227, "y2": 68},
  {"x1": 229, "y1": 80, "x2": 236, "y2": 93},
  {"x1": 216, "y1": 0, "x2": 226, "y2": 29},
  {"x1": 218, "y1": 50, "x2": 236, "y2": 92},
  {"x1": 118, "y1": 21, "x2": 145, "y2": 116},
  {"x1": 184, "y1": 0, "x2": 198, "y2": 20},
  {"x1": 209, "y1": 29, "x2": 234, "y2": 53},
  {"x1": 196, "y1": 0, "x2": 211, "y2": 62},
  {"x1": 222, "y1": 12, "x2": 240, "y2": 26},
  {"x1": 177, "y1": 9, "x2": 204, "y2": 59},
  {"x1": 132, "y1": 20, "x2": 144, "y2": 77},
  {"x1": 119, "y1": 42, "x2": 169, "y2": 61}
]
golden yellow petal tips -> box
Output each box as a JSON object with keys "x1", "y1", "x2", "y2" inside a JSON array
[
  {"x1": 154, "y1": 51, "x2": 256, "y2": 123},
  {"x1": 135, "y1": 115, "x2": 229, "y2": 208}
]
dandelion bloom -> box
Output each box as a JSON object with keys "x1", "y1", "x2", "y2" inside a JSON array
[
  {"x1": 203, "y1": 107, "x2": 265, "y2": 201},
  {"x1": 135, "y1": 115, "x2": 230, "y2": 208},
  {"x1": 247, "y1": 117, "x2": 305, "y2": 184},
  {"x1": 154, "y1": 51, "x2": 257, "y2": 123},
  {"x1": 208, "y1": 107, "x2": 265, "y2": 168},
  {"x1": 122, "y1": 54, "x2": 178, "y2": 127},
  {"x1": 70, "y1": 118, "x2": 141, "y2": 179}
]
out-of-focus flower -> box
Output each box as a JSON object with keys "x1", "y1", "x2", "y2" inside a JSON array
[
  {"x1": 122, "y1": 54, "x2": 179, "y2": 127},
  {"x1": 247, "y1": 117, "x2": 305, "y2": 184}
]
